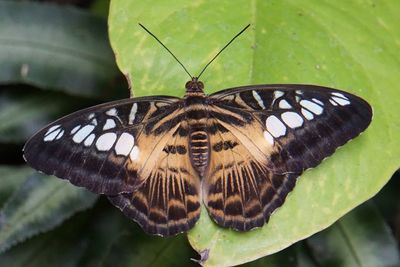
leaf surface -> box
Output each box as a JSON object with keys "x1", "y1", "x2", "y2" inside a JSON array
[
  {"x1": 108, "y1": 1, "x2": 400, "y2": 265},
  {"x1": 0, "y1": 172, "x2": 98, "y2": 253},
  {"x1": 0, "y1": 1, "x2": 124, "y2": 98}
]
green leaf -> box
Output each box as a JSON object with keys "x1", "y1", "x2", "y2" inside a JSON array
[
  {"x1": 0, "y1": 165, "x2": 33, "y2": 205},
  {"x1": 108, "y1": 1, "x2": 400, "y2": 266},
  {"x1": 0, "y1": 209, "x2": 93, "y2": 267},
  {"x1": 0, "y1": 198, "x2": 197, "y2": 267},
  {"x1": 0, "y1": 88, "x2": 99, "y2": 143},
  {"x1": 0, "y1": 1, "x2": 123, "y2": 98},
  {"x1": 243, "y1": 246, "x2": 297, "y2": 266},
  {"x1": 0, "y1": 172, "x2": 98, "y2": 253},
  {"x1": 306, "y1": 202, "x2": 400, "y2": 267},
  {"x1": 101, "y1": 230, "x2": 197, "y2": 267},
  {"x1": 295, "y1": 244, "x2": 318, "y2": 267},
  {"x1": 0, "y1": 199, "x2": 126, "y2": 267}
]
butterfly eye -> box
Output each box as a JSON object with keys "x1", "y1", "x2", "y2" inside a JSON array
[{"x1": 185, "y1": 78, "x2": 204, "y2": 92}]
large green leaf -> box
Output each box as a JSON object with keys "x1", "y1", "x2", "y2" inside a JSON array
[
  {"x1": 0, "y1": 199, "x2": 127, "y2": 267},
  {"x1": 0, "y1": 1, "x2": 124, "y2": 98},
  {"x1": 0, "y1": 165, "x2": 33, "y2": 205},
  {"x1": 307, "y1": 202, "x2": 400, "y2": 267},
  {"x1": 0, "y1": 209, "x2": 94, "y2": 267},
  {"x1": 0, "y1": 88, "x2": 100, "y2": 143},
  {"x1": 109, "y1": 1, "x2": 400, "y2": 266},
  {"x1": 0, "y1": 172, "x2": 98, "y2": 253}
]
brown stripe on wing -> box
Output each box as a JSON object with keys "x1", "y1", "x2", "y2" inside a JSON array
[
  {"x1": 203, "y1": 118, "x2": 298, "y2": 231},
  {"x1": 108, "y1": 123, "x2": 201, "y2": 236}
]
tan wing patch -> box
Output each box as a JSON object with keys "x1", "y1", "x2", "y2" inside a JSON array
[
  {"x1": 109, "y1": 122, "x2": 201, "y2": 236},
  {"x1": 203, "y1": 119, "x2": 298, "y2": 231}
]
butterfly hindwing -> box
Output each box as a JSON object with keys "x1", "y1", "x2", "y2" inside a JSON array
[
  {"x1": 204, "y1": 84, "x2": 372, "y2": 230},
  {"x1": 204, "y1": 118, "x2": 298, "y2": 230},
  {"x1": 108, "y1": 123, "x2": 201, "y2": 236},
  {"x1": 23, "y1": 96, "x2": 182, "y2": 195}
]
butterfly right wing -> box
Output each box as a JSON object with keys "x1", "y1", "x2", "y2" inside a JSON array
[
  {"x1": 23, "y1": 96, "x2": 184, "y2": 195},
  {"x1": 203, "y1": 84, "x2": 372, "y2": 231}
]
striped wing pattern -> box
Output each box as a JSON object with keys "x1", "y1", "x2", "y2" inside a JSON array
[
  {"x1": 23, "y1": 84, "x2": 372, "y2": 236},
  {"x1": 24, "y1": 96, "x2": 202, "y2": 236},
  {"x1": 204, "y1": 85, "x2": 372, "y2": 230},
  {"x1": 108, "y1": 122, "x2": 201, "y2": 236}
]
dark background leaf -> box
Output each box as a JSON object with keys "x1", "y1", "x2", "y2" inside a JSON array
[
  {"x1": 0, "y1": 172, "x2": 98, "y2": 253},
  {"x1": 0, "y1": 1, "x2": 126, "y2": 99}
]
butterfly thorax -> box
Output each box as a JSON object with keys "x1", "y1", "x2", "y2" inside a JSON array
[{"x1": 183, "y1": 79, "x2": 210, "y2": 177}]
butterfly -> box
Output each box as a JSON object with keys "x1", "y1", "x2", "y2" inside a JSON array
[{"x1": 23, "y1": 24, "x2": 372, "y2": 236}]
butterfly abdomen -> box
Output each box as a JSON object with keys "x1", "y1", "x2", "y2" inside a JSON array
[
  {"x1": 184, "y1": 94, "x2": 210, "y2": 176},
  {"x1": 189, "y1": 125, "x2": 209, "y2": 176}
]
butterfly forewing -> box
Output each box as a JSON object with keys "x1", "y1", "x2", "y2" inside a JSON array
[
  {"x1": 23, "y1": 96, "x2": 182, "y2": 195},
  {"x1": 210, "y1": 84, "x2": 372, "y2": 173},
  {"x1": 204, "y1": 84, "x2": 372, "y2": 230}
]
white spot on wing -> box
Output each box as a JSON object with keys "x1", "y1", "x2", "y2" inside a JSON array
[
  {"x1": 130, "y1": 146, "x2": 140, "y2": 161},
  {"x1": 115, "y1": 133, "x2": 135, "y2": 156},
  {"x1": 301, "y1": 108, "x2": 314, "y2": 120},
  {"x1": 55, "y1": 130, "x2": 64, "y2": 140},
  {"x1": 300, "y1": 100, "x2": 323, "y2": 115},
  {"x1": 331, "y1": 92, "x2": 349, "y2": 100},
  {"x1": 106, "y1": 108, "x2": 117, "y2": 116},
  {"x1": 296, "y1": 90, "x2": 303, "y2": 95},
  {"x1": 73, "y1": 125, "x2": 95, "y2": 143},
  {"x1": 266, "y1": 115, "x2": 286, "y2": 138},
  {"x1": 263, "y1": 131, "x2": 274, "y2": 145},
  {"x1": 44, "y1": 129, "x2": 61, "y2": 142},
  {"x1": 330, "y1": 99, "x2": 338, "y2": 106},
  {"x1": 281, "y1": 112, "x2": 304, "y2": 128},
  {"x1": 331, "y1": 96, "x2": 350, "y2": 106},
  {"x1": 70, "y1": 125, "x2": 81, "y2": 135},
  {"x1": 88, "y1": 113, "x2": 95, "y2": 119},
  {"x1": 96, "y1": 132, "x2": 117, "y2": 151},
  {"x1": 45, "y1": 125, "x2": 61, "y2": 136},
  {"x1": 129, "y1": 103, "x2": 138, "y2": 124},
  {"x1": 295, "y1": 96, "x2": 301, "y2": 103},
  {"x1": 271, "y1": 90, "x2": 284, "y2": 106},
  {"x1": 84, "y1": 133, "x2": 95, "y2": 146},
  {"x1": 279, "y1": 99, "x2": 292, "y2": 109},
  {"x1": 252, "y1": 90, "x2": 266, "y2": 109},
  {"x1": 312, "y1": 98, "x2": 324, "y2": 106},
  {"x1": 274, "y1": 90, "x2": 284, "y2": 99},
  {"x1": 103, "y1": 119, "x2": 116, "y2": 130}
]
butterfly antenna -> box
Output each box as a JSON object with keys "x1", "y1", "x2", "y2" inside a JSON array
[
  {"x1": 197, "y1": 24, "x2": 250, "y2": 79},
  {"x1": 139, "y1": 23, "x2": 193, "y2": 79}
]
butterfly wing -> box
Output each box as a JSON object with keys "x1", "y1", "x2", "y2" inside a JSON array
[
  {"x1": 108, "y1": 122, "x2": 201, "y2": 236},
  {"x1": 23, "y1": 96, "x2": 183, "y2": 195},
  {"x1": 204, "y1": 84, "x2": 372, "y2": 231},
  {"x1": 24, "y1": 96, "x2": 202, "y2": 236}
]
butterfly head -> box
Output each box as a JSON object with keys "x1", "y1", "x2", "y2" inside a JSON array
[{"x1": 185, "y1": 77, "x2": 204, "y2": 93}]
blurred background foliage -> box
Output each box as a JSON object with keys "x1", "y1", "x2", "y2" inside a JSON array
[{"x1": 0, "y1": 0, "x2": 398, "y2": 266}]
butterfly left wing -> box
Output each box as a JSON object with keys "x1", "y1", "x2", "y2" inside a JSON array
[
  {"x1": 23, "y1": 96, "x2": 183, "y2": 195},
  {"x1": 203, "y1": 84, "x2": 372, "y2": 231},
  {"x1": 24, "y1": 96, "x2": 202, "y2": 236}
]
